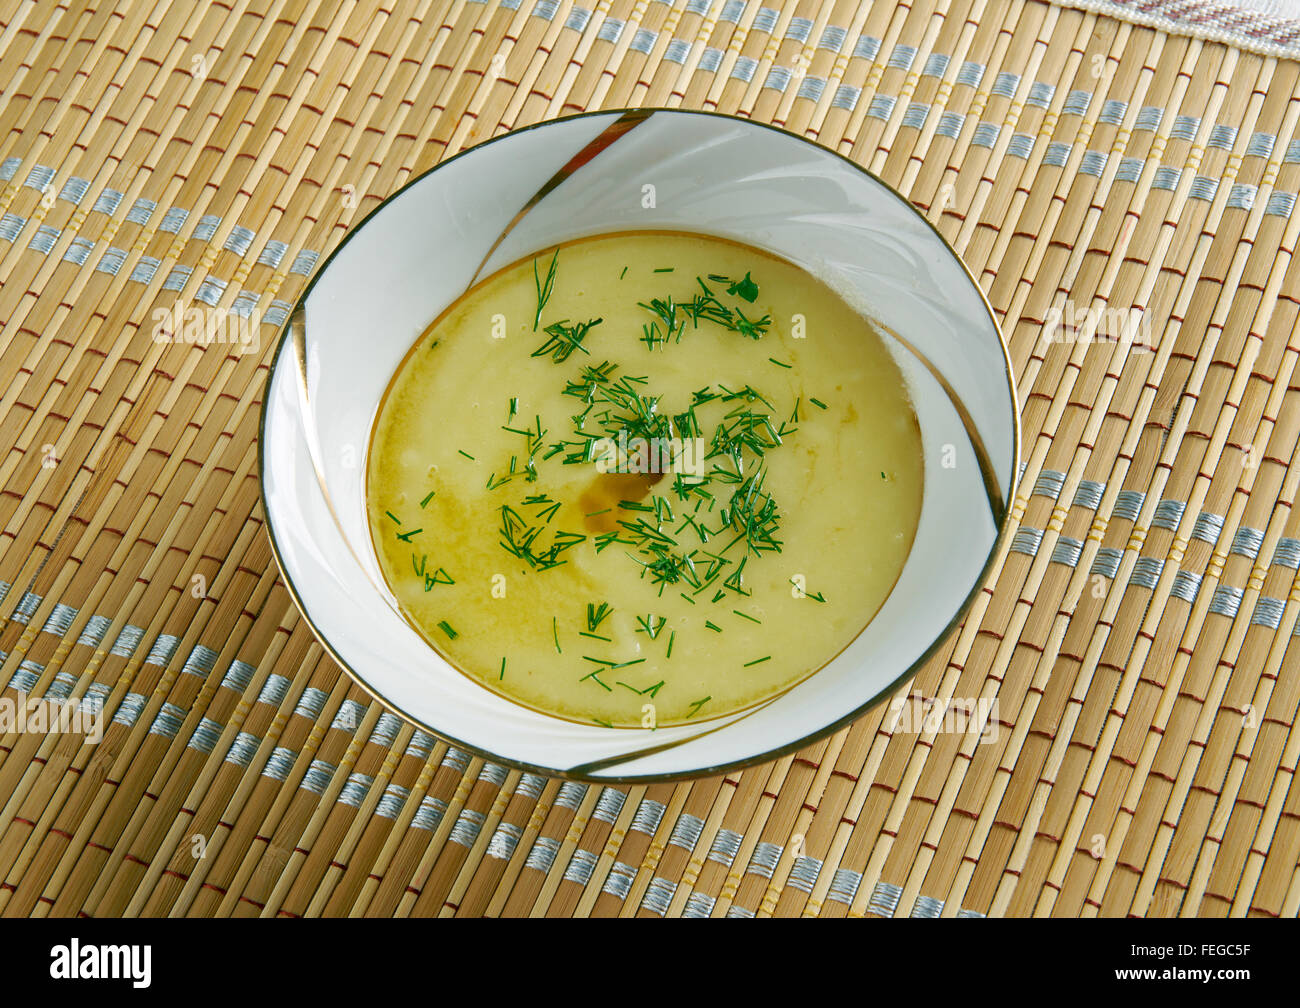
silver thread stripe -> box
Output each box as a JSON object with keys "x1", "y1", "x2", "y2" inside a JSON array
[
  {"x1": 1230, "y1": 527, "x2": 1264, "y2": 559},
  {"x1": 288, "y1": 249, "x2": 318, "y2": 275},
  {"x1": 477, "y1": 761, "x2": 508, "y2": 788},
  {"x1": 911, "y1": 894, "x2": 945, "y2": 917},
  {"x1": 831, "y1": 84, "x2": 861, "y2": 111},
  {"x1": 746, "y1": 841, "x2": 783, "y2": 879},
  {"x1": 819, "y1": 25, "x2": 847, "y2": 53},
  {"x1": 1117, "y1": 157, "x2": 1144, "y2": 183},
  {"x1": 1008, "y1": 133, "x2": 1034, "y2": 159},
  {"x1": 1131, "y1": 556, "x2": 1164, "y2": 590},
  {"x1": 145, "y1": 639, "x2": 180, "y2": 671},
  {"x1": 785, "y1": 15, "x2": 812, "y2": 43},
  {"x1": 516, "y1": 773, "x2": 547, "y2": 801},
  {"x1": 628, "y1": 28, "x2": 657, "y2": 54},
  {"x1": 193, "y1": 214, "x2": 221, "y2": 241},
  {"x1": 337, "y1": 773, "x2": 373, "y2": 808},
  {"x1": 1228, "y1": 183, "x2": 1256, "y2": 211},
  {"x1": 28, "y1": 225, "x2": 59, "y2": 254},
  {"x1": 787, "y1": 855, "x2": 822, "y2": 893},
  {"x1": 563, "y1": 847, "x2": 598, "y2": 885},
  {"x1": 555, "y1": 780, "x2": 588, "y2": 810},
  {"x1": 331, "y1": 698, "x2": 367, "y2": 731},
  {"x1": 180, "y1": 645, "x2": 218, "y2": 678},
  {"x1": 1273, "y1": 538, "x2": 1300, "y2": 568},
  {"x1": 1251, "y1": 596, "x2": 1285, "y2": 630},
  {"x1": 1190, "y1": 176, "x2": 1219, "y2": 201},
  {"x1": 532, "y1": 0, "x2": 558, "y2": 14},
  {"x1": 1170, "y1": 114, "x2": 1200, "y2": 140},
  {"x1": 955, "y1": 61, "x2": 984, "y2": 88},
  {"x1": 224, "y1": 731, "x2": 261, "y2": 767},
  {"x1": 867, "y1": 95, "x2": 896, "y2": 120},
  {"x1": 1033, "y1": 470, "x2": 1065, "y2": 500},
  {"x1": 1152, "y1": 498, "x2": 1186, "y2": 530},
  {"x1": 368, "y1": 711, "x2": 403, "y2": 748},
  {"x1": 641, "y1": 876, "x2": 677, "y2": 915},
  {"x1": 1090, "y1": 548, "x2": 1122, "y2": 579},
  {"x1": 957, "y1": 907, "x2": 987, "y2": 918},
  {"x1": 592, "y1": 787, "x2": 626, "y2": 823},
  {"x1": 77, "y1": 613, "x2": 113, "y2": 648},
  {"x1": 1010, "y1": 527, "x2": 1043, "y2": 556},
  {"x1": 1285, "y1": 138, "x2": 1300, "y2": 162},
  {"x1": 1152, "y1": 167, "x2": 1182, "y2": 190},
  {"x1": 256, "y1": 239, "x2": 288, "y2": 268},
  {"x1": 1209, "y1": 585, "x2": 1243, "y2": 619},
  {"x1": 1209, "y1": 124, "x2": 1238, "y2": 149},
  {"x1": 524, "y1": 836, "x2": 561, "y2": 872},
  {"x1": 602, "y1": 861, "x2": 637, "y2": 899},
  {"x1": 730, "y1": 55, "x2": 757, "y2": 82},
  {"x1": 683, "y1": 892, "x2": 715, "y2": 917},
  {"x1": 95, "y1": 247, "x2": 128, "y2": 275},
  {"x1": 1171, "y1": 570, "x2": 1202, "y2": 603},
  {"x1": 1135, "y1": 106, "x2": 1163, "y2": 131},
  {"x1": 45, "y1": 671, "x2": 77, "y2": 701},
  {"x1": 563, "y1": 6, "x2": 590, "y2": 31},
  {"x1": 125, "y1": 197, "x2": 156, "y2": 225},
  {"x1": 41, "y1": 602, "x2": 78, "y2": 637},
  {"x1": 130, "y1": 256, "x2": 159, "y2": 284},
  {"x1": 300, "y1": 759, "x2": 336, "y2": 795},
  {"x1": 698, "y1": 47, "x2": 723, "y2": 73},
  {"x1": 867, "y1": 881, "x2": 903, "y2": 917},
  {"x1": 405, "y1": 728, "x2": 435, "y2": 760},
  {"x1": 1043, "y1": 141, "x2": 1072, "y2": 167},
  {"x1": 112, "y1": 692, "x2": 147, "y2": 727},
  {"x1": 852, "y1": 36, "x2": 880, "y2": 62},
  {"x1": 663, "y1": 39, "x2": 690, "y2": 64},
  {"x1": 630, "y1": 797, "x2": 665, "y2": 834},
  {"x1": 796, "y1": 77, "x2": 825, "y2": 103},
  {"x1": 1099, "y1": 99, "x2": 1128, "y2": 125},
  {"x1": 412, "y1": 795, "x2": 447, "y2": 831},
  {"x1": 828, "y1": 867, "x2": 863, "y2": 903},
  {"x1": 82, "y1": 683, "x2": 110, "y2": 713},
  {"x1": 0, "y1": 213, "x2": 25, "y2": 242},
  {"x1": 63, "y1": 237, "x2": 93, "y2": 264},
  {"x1": 224, "y1": 658, "x2": 262, "y2": 693},
  {"x1": 752, "y1": 6, "x2": 779, "y2": 33},
  {"x1": 1062, "y1": 90, "x2": 1091, "y2": 116},
  {"x1": 1027, "y1": 80, "x2": 1055, "y2": 107},
  {"x1": 375, "y1": 783, "x2": 409, "y2": 819},
  {"x1": 7, "y1": 662, "x2": 40, "y2": 693},
  {"x1": 596, "y1": 16, "x2": 623, "y2": 42},
  {"x1": 292, "y1": 686, "x2": 328, "y2": 719},
  {"x1": 59, "y1": 176, "x2": 90, "y2": 202},
  {"x1": 922, "y1": 52, "x2": 949, "y2": 77},
  {"x1": 990, "y1": 70, "x2": 1019, "y2": 97},
  {"x1": 441, "y1": 746, "x2": 471, "y2": 774},
  {"x1": 935, "y1": 111, "x2": 965, "y2": 139},
  {"x1": 158, "y1": 207, "x2": 189, "y2": 233},
  {"x1": 888, "y1": 43, "x2": 917, "y2": 71},
  {"x1": 262, "y1": 746, "x2": 297, "y2": 781},
  {"x1": 486, "y1": 822, "x2": 524, "y2": 860},
  {"x1": 668, "y1": 813, "x2": 705, "y2": 852},
  {"x1": 1266, "y1": 192, "x2": 1297, "y2": 217},
  {"x1": 719, "y1": 0, "x2": 744, "y2": 22},
  {"x1": 187, "y1": 717, "x2": 224, "y2": 753},
  {"x1": 14, "y1": 591, "x2": 41, "y2": 624},
  {"x1": 902, "y1": 102, "x2": 929, "y2": 130},
  {"x1": 1079, "y1": 151, "x2": 1108, "y2": 177},
  {"x1": 763, "y1": 66, "x2": 791, "y2": 92},
  {"x1": 708, "y1": 828, "x2": 742, "y2": 866},
  {"x1": 1193, "y1": 511, "x2": 1224, "y2": 545},
  {"x1": 1051, "y1": 537, "x2": 1083, "y2": 567},
  {"x1": 726, "y1": 904, "x2": 755, "y2": 918},
  {"x1": 195, "y1": 277, "x2": 227, "y2": 306},
  {"x1": 91, "y1": 189, "x2": 123, "y2": 215},
  {"x1": 162, "y1": 265, "x2": 192, "y2": 291},
  {"x1": 1113, "y1": 489, "x2": 1145, "y2": 522}
]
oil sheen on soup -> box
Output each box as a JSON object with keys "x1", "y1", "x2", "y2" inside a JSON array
[{"x1": 367, "y1": 231, "x2": 924, "y2": 727}]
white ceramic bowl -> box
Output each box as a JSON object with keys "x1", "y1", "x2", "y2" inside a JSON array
[{"x1": 258, "y1": 108, "x2": 1020, "y2": 782}]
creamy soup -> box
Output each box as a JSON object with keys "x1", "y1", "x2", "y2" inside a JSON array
[{"x1": 367, "y1": 231, "x2": 923, "y2": 727}]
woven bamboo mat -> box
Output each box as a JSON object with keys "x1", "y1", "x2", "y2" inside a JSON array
[{"x1": 0, "y1": 0, "x2": 1297, "y2": 919}]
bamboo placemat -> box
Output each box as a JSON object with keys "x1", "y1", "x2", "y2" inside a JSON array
[{"x1": 0, "y1": 0, "x2": 1297, "y2": 919}]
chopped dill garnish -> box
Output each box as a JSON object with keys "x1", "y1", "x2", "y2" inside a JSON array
[
  {"x1": 586, "y1": 602, "x2": 613, "y2": 632},
  {"x1": 499, "y1": 657, "x2": 506, "y2": 680},
  {"x1": 635, "y1": 614, "x2": 667, "y2": 639},
  {"x1": 419, "y1": 490, "x2": 436, "y2": 508},
  {"x1": 743, "y1": 655, "x2": 771, "y2": 667},
  {"x1": 653, "y1": 267, "x2": 674, "y2": 273},
  {"x1": 396, "y1": 527, "x2": 422, "y2": 542},
  {"x1": 552, "y1": 616, "x2": 561, "y2": 653},
  {"x1": 809, "y1": 397, "x2": 827, "y2": 410},
  {"x1": 733, "y1": 610, "x2": 761, "y2": 624},
  {"x1": 533, "y1": 249, "x2": 558, "y2": 331},
  {"x1": 578, "y1": 630, "x2": 612, "y2": 642},
  {"x1": 384, "y1": 511, "x2": 400, "y2": 523},
  {"x1": 686, "y1": 696, "x2": 712, "y2": 718},
  {"x1": 592, "y1": 715, "x2": 613, "y2": 727},
  {"x1": 437, "y1": 620, "x2": 458, "y2": 640},
  {"x1": 532, "y1": 316, "x2": 602, "y2": 363},
  {"x1": 704, "y1": 620, "x2": 723, "y2": 632},
  {"x1": 619, "y1": 266, "x2": 627, "y2": 279},
  {"x1": 666, "y1": 631, "x2": 675, "y2": 659},
  {"x1": 768, "y1": 358, "x2": 792, "y2": 368},
  {"x1": 457, "y1": 450, "x2": 476, "y2": 461}
]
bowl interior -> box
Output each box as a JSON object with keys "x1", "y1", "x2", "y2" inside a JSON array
[{"x1": 260, "y1": 109, "x2": 1019, "y2": 780}]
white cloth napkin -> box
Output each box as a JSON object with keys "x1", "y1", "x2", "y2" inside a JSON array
[{"x1": 1059, "y1": 0, "x2": 1300, "y2": 57}]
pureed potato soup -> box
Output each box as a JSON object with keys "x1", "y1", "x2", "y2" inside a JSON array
[{"x1": 367, "y1": 231, "x2": 923, "y2": 728}]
